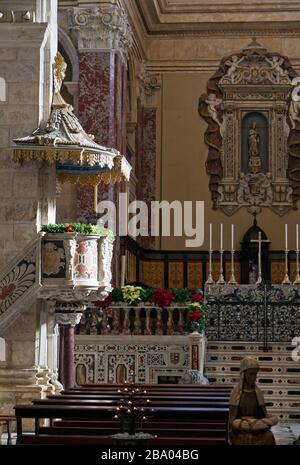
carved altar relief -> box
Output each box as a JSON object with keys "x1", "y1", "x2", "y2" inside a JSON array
[{"x1": 199, "y1": 39, "x2": 297, "y2": 216}]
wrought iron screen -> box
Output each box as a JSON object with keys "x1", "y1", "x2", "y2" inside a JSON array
[{"x1": 205, "y1": 285, "x2": 300, "y2": 344}]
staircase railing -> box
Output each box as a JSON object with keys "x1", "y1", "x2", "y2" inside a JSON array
[{"x1": 0, "y1": 236, "x2": 42, "y2": 333}]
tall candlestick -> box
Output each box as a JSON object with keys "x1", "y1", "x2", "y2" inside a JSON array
[
  {"x1": 282, "y1": 224, "x2": 291, "y2": 284},
  {"x1": 294, "y1": 224, "x2": 300, "y2": 284},
  {"x1": 220, "y1": 224, "x2": 223, "y2": 251},
  {"x1": 120, "y1": 255, "x2": 126, "y2": 286},
  {"x1": 206, "y1": 223, "x2": 214, "y2": 285},
  {"x1": 228, "y1": 224, "x2": 237, "y2": 285},
  {"x1": 256, "y1": 231, "x2": 262, "y2": 285}
]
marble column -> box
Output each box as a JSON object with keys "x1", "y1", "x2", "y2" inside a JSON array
[
  {"x1": 56, "y1": 311, "x2": 83, "y2": 391},
  {"x1": 66, "y1": 3, "x2": 132, "y2": 222},
  {"x1": 47, "y1": 303, "x2": 63, "y2": 393},
  {"x1": 136, "y1": 66, "x2": 161, "y2": 249}
]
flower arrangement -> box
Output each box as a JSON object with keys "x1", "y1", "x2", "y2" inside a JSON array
[
  {"x1": 95, "y1": 295, "x2": 112, "y2": 308},
  {"x1": 121, "y1": 285, "x2": 145, "y2": 306},
  {"x1": 185, "y1": 302, "x2": 206, "y2": 334},
  {"x1": 151, "y1": 288, "x2": 175, "y2": 308},
  {"x1": 41, "y1": 222, "x2": 114, "y2": 240}
]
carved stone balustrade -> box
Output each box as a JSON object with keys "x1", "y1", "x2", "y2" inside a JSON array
[{"x1": 76, "y1": 304, "x2": 193, "y2": 336}]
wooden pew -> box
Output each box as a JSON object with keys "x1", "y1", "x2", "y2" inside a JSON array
[
  {"x1": 15, "y1": 383, "x2": 231, "y2": 445},
  {"x1": 15, "y1": 403, "x2": 229, "y2": 444}
]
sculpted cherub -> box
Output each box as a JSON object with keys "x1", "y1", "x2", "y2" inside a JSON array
[
  {"x1": 224, "y1": 55, "x2": 244, "y2": 81},
  {"x1": 204, "y1": 93, "x2": 224, "y2": 135}
]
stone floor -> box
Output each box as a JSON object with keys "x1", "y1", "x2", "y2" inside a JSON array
[
  {"x1": 1, "y1": 423, "x2": 300, "y2": 445},
  {"x1": 272, "y1": 422, "x2": 299, "y2": 445}
]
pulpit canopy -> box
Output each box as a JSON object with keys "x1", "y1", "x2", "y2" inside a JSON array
[{"x1": 12, "y1": 52, "x2": 131, "y2": 186}]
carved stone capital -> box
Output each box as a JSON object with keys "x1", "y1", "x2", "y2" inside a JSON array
[
  {"x1": 55, "y1": 311, "x2": 83, "y2": 327},
  {"x1": 138, "y1": 64, "x2": 161, "y2": 104},
  {"x1": 68, "y1": 4, "x2": 133, "y2": 56}
]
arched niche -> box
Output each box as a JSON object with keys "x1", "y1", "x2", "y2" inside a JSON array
[
  {"x1": 241, "y1": 111, "x2": 269, "y2": 174},
  {"x1": 76, "y1": 364, "x2": 87, "y2": 385},
  {"x1": 116, "y1": 364, "x2": 127, "y2": 384}
]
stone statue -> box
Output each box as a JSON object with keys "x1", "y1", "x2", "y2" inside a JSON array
[
  {"x1": 265, "y1": 56, "x2": 288, "y2": 83},
  {"x1": 204, "y1": 93, "x2": 224, "y2": 135},
  {"x1": 229, "y1": 357, "x2": 278, "y2": 445},
  {"x1": 224, "y1": 55, "x2": 244, "y2": 82},
  {"x1": 248, "y1": 121, "x2": 261, "y2": 173}
]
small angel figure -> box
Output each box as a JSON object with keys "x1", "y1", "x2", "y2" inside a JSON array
[
  {"x1": 265, "y1": 56, "x2": 288, "y2": 82},
  {"x1": 224, "y1": 55, "x2": 244, "y2": 81},
  {"x1": 205, "y1": 93, "x2": 224, "y2": 134}
]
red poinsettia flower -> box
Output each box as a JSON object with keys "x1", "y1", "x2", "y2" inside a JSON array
[
  {"x1": 188, "y1": 311, "x2": 203, "y2": 321},
  {"x1": 94, "y1": 295, "x2": 112, "y2": 308},
  {"x1": 191, "y1": 293, "x2": 203, "y2": 302},
  {"x1": 151, "y1": 288, "x2": 175, "y2": 308},
  {"x1": 64, "y1": 225, "x2": 73, "y2": 232}
]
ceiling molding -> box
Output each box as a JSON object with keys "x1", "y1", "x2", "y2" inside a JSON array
[{"x1": 134, "y1": 0, "x2": 300, "y2": 35}]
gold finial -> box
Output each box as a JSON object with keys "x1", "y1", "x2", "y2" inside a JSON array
[
  {"x1": 53, "y1": 52, "x2": 67, "y2": 94},
  {"x1": 52, "y1": 52, "x2": 70, "y2": 110}
]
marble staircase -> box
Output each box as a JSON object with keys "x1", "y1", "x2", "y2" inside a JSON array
[{"x1": 205, "y1": 341, "x2": 300, "y2": 422}]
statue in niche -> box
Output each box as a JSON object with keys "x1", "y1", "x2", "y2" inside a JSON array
[
  {"x1": 248, "y1": 121, "x2": 261, "y2": 174},
  {"x1": 229, "y1": 357, "x2": 278, "y2": 445},
  {"x1": 248, "y1": 259, "x2": 258, "y2": 284}
]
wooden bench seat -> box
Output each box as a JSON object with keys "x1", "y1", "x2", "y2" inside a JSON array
[
  {"x1": 20, "y1": 433, "x2": 227, "y2": 445},
  {"x1": 15, "y1": 383, "x2": 230, "y2": 445}
]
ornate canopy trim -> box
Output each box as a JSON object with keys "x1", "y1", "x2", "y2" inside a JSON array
[{"x1": 12, "y1": 52, "x2": 131, "y2": 185}]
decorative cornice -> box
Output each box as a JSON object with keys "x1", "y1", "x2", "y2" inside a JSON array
[
  {"x1": 68, "y1": 4, "x2": 133, "y2": 56},
  {"x1": 0, "y1": 10, "x2": 35, "y2": 23}
]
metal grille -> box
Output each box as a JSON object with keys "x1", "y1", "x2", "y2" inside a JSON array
[{"x1": 205, "y1": 284, "x2": 300, "y2": 345}]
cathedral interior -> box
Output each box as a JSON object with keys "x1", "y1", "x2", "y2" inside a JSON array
[{"x1": 0, "y1": 0, "x2": 300, "y2": 449}]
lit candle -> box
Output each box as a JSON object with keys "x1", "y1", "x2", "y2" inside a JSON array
[
  {"x1": 285, "y1": 224, "x2": 288, "y2": 250},
  {"x1": 231, "y1": 224, "x2": 234, "y2": 251},
  {"x1": 209, "y1": 223, "x2": 212, "y2": 251},
  {"x1": 220, "y1": 223, "x2": 223, "y2": 251},
  {"x1": 297, "y1": 224, "x2": 299, "y2": 251}
]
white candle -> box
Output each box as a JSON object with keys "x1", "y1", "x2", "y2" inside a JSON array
[
  {"x1": 209, "y1": 224, "x2": 212, "y2": 251},
  {"x1": 121, "y1": 255, "x2": 126, "y2": 286},
  {"x1": 220, "y1": 223, "x2": 223, "y2": 251},
  {"x1": 231, "y1": 224, "x2": 234, "y2": 251},
  {"x1": 285, "y1": 224, "x2": 288, "y2": 250},
  {"x1": 297, "y1": 224, "x2": 299, "y2": 251}
]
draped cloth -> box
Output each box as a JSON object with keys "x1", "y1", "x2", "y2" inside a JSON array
[{"x1": 229, "y1": 357, "x2": 277, "y2": 445}]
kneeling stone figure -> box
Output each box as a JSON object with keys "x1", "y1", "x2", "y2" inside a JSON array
[{"x1": 229, "y1": 357, "x2": 278, "y2": 445}]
